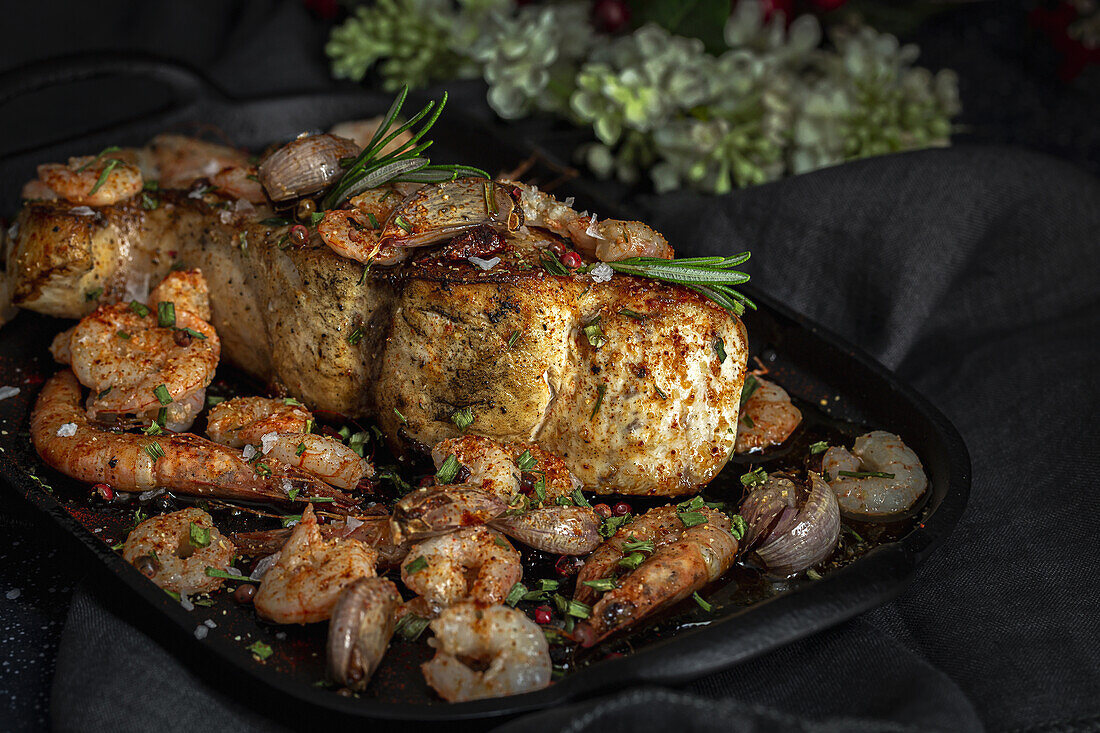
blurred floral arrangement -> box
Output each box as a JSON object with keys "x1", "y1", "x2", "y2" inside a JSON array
[{"x1": 325, "y1": 0, "x2": 961, "y2": 194}]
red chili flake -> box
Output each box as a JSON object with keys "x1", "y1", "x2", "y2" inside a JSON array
[
  {"x1": 593, "y1": 503, "x2": 612, "y2": 519},
  {"x1": 611, "y1": 502, "x2": 631, "y2": 517},
  {"x1": 94, "y1": 483, "x2": 114, "y2": 500},
  {"x1": 561, "y1": 251, "x2": 583, "y2": 269},
  {"x1": 555, "y1": 555, "x2": 583, "y2": 577},
  {"x1": 534, "y1": 605, "x2": 553, "y2": 625}
]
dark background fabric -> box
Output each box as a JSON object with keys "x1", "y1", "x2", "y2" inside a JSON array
[{"x1": 1, "y1": 2, "x2": 1098, "y2": 731}]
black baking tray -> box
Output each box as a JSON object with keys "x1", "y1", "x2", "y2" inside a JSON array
[{"x1": 0, "y1": 53, "x2": 970, "y2": 723}]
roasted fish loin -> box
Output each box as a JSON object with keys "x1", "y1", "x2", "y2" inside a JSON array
[{"x1": 6, "y1": 197, "x2": 747, "y2": 495}]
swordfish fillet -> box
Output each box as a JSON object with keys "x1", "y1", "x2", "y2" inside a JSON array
[{"x1": 3, "y1": 193, "x2": 747, "y2": 495}]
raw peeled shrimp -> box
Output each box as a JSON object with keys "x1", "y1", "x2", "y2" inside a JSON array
[
  {"x1": 205, "y1": 396, "x2": 313, "y2": 448},
  {"x1": 327, "y1": 577, "x2": 401, "y2": 691},
  {"x1": 36, "y1": 154, "x2": 144, "y2": 206},
  {"x1": 573, "y1": 505, "x2": 738, "y2": 643},
  {"x1": 421, "y1": 603, "x2": 551, "y2": 702},
  {"x1": 122, "y1": 507, "x2": 235, "y2": 594},
  {"x1": 254, "y1": 504, "x2": 379, "y2": 624},
  {"x1": 148, "y1": 269, "x2": 212, "y2": 322},
  {"x1": 31, "y1": 370, "x2": 354, "y2": 508},
  {"x1": 401, "y1": 526, "x2": 522, "y2": 613},
  {"x1": 822, "y1": 431, "x2": 928, "y2": 518},
  {"x1": 735, "y1": 376, "x2": 802, "y2": 453},
  {"x1": 514, "y1": 183, "x2": 674, "y2": 261},
  {"x1": 65, "y1": 300, "x2": 219, "y2": 430}
]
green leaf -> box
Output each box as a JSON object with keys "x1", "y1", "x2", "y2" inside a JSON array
[
  {"x1": 188, "y1": 522, "x2": 211, "y2": 548},
  {"x1": 505, "y1": 582, "x2": 527, "y2": 607},
  {"x1": 451, "y1": 406, "x2": 474, "y2": 431},
  {"x1": 406, "y1": 555, "x2": 428, "y2": 574},
  {"x1": 435, "y1": 454, "x2": 460, "y2": 484},
  {"x1": 394, "y1": 613, "x2": 430, "y2": 641},
  {"x1": 247, "y1": 640, "x2": 273, "y2": 660}
]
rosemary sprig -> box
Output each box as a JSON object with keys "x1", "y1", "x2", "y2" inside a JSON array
[
  {"x1": 601, "y1": 253, "x2": 755, "y2": 316},
  {"x1": 322, "y1": 86, "x2": 489, "y2": 209}
]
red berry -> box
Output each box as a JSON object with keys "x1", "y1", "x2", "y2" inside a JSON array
[
  {"x1": 593, "y1": 0, "x2": 631, "y2": 33},
  {"x1": 289, "y1": 224, "x2": 309, "y2": 244},
  {"x1": 94, "y1": 483, "x2": 114, "y2": 500},
  {"x1": 534, "y1": 605, "x2": 553, "y2": 625},
  {"x1": 561, "y1": 251, "x2": 583, "y2": 269},
  {"x1": 611, "y1": 502, "x2": 631, "y2": 516},
  {"x1": 555, "y1": 554, "x2": 583, "y2": 577},
  {"x1": 593, "y1": 503, "x2": 612, "y2": 518}
]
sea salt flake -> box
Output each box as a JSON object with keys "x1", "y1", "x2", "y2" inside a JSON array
[
  {"x1": 281, "y1": 478, "x2": 294, "y2": 496},
  {"x1": 345, "y1": 516, "x2": 364, "y2": 533},
  {"x1": 260, "y1": 432, "x2": 279, "y2": 455},
  {"x1": 180, "y1": 594, "x2": 194, "y2": 612},
  {"x1": 56, "y1": 423, "x2": 77, "y2": 438},
  {"x1": 203, "y1": 619, "x2": 217, "y2": 629},
  {"x1": 227, "y1": 566, "x2": 243, "y2": 577},
  {"x1": 468, "y1": 256, "x2": 500, "y2": 271},
  {"x1": 6, "y1": 589, "x2": 20, "y2": 600},
  {"x1": 0, "y1": 386, "x2": 20, "y2": 401},
  {"x1": 69, "y1": 206, "x2": 95, "y2": 216},
  {"x1": 138, "y1": 488, "x2": 166, "y2": 501},
  {"x1": 194, "y1": 625, "x2": 208, "y2": 640},
  {"x1": 589, "y1": 263, "x2": 614, "y2": 283},
  {"x1": 242, "y1": 444, "x2": 257, "y2": 461},
  {"x1": 584, "y1": 214, "x2": 604, "y2": 240},
  {"x1": 250, "y1": 553, "x2": 280, "y2": 581}
]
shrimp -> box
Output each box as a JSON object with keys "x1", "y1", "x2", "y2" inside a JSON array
[
  {"x1": 210, "y1": 165, "x2": 267, "y2": 204},
  {"x1": 317, "y1": 185, "x2": 413, "y2": 266},
  {"x1": 401, "y1": 527, "x2": 522, "y2": 613},
  {"x1": 492, "y1": 505, "x2": 602, "y2": 556},
  {"x1": 232, "y1": 516, "x2": 410, "y2": 569},
  {"x1": 262, "y1": 433, "x2": 374, "y2": 491},
  {"x1": 735, "y1": 376, "x2": 802, "y2": 453},
  {"x1": 514, "y1": 182, "x2": 674, "y2": 261},
  {"x1": 254, "y1": 504, "x2": 379, "y2": 624},
  {"x1": 205, "y1": 396, "x2": 313, "y2": 448},
  {"x1": 146, "y1": 134, "x2": 251, "y2": 189},
  {"x1": 327, "y1": 577, "x2": 401, "y2": 691},
  {"x1": 122, "y1": 507, "x2": 235, "y2": 595},
  {"x1": 148, "y1": 269, "x2": 212, "y2": 322},
  {"x1": 64, "y1": 301, "x2": 219, "y2": 430},
  {"x1": 31, "y1": 370, "x2": 355, "y2": 509},
  {"x1": 822, "y1": 431, "x2": 928, "y2": 518},
  {"x1": 431, "y1": 435, "x2": 581, "y2": 501},
  {"x1": 36, "y1": 154, "x2": 144, "y2": 206},
  {"x1": 573, "y1": 505, "x2": 738, "y2": 643},
  {"x1": 422, "y1": 603, "x2": 551, "y2": 702}
]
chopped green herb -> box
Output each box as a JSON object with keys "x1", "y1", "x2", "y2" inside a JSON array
[
  {"x1": 806, "y1": 568, "x2": 823, "y2": 580},
  {"x1": 178, "y1": 327, "x2": 207, "y2": 340},
  {"x1": 571, "y1": 488, "x2": 592, "y2": 509},
  {"x1": 129, "y1": 300, "x2": 151, "y2": 318},
  {"x1": 677, "y1": 496, "x2": 706, "y2": 511},
  {"x1": 144, "y1": 442, "x2": 165, "y2": 461},
  {"x1": 617, "y1": 308, "x2": 646, "y2": 320},
  {"x1": 678, "y1": 511, "x2": 708, "y2": 528},
  {"x1": 189, "y1": 522, "x2": 211, "y2": 548},
  {"x1": 365, "y1": 211, "x2": 379, "y2": 229},
  {"x1": 507, "y1": 330, "x2": 521, "y2": 348},
  {"x1": 583, "y1": 318, "x2": 606, "y2": 349},
  {"x1": 505, "y1": 582, "x2": 527, "y2": 607},
  {"x1": 552, "y1": 593, "x2": 591, "y2": 619},
  {"x1": 740, "y1": 467, "x2": 768, "y2": 487},
  {"x1": 141, "y1": 192, "x2": 159, "y2": 210},
  {"x1": 435, "y1": 454, "x2": 460, "y2": 484},
  {"x1": 206, "y1": 395, "x2": 225, "y2": 407},
  {"x1": 622, "y1": 538, "x2": 655, "y2": 554},
  {"x1": 692, "y1": 592, "x2": 713, "y2": 612},
  {"x1": 287, "y1": 487, "x2": 300, "y2": 500},
  {"x1": 393, "y1": 408, "x2": 407, "y2": 425},
  {"x1": 280, "y1": 514, "x2": 302, "y2": 528},
  {"x1": 406, "y1": 555, "x2": 428, "y2": 574},
  {"x1": 729, "y1": 514, "x2": 747, "y2": 540},
  {"x1": 484, "y1": 181, "x2": 497, "y2": 214},
  {"x1": 838, "y1": 470, "x2": 896, "y2": 479},
  {"x1": 97, "y1": 387, "x2": 112, "y2": 399},
  {"x1": 516, "y1": 449, "x2": 537, "y2": 472},
  {"x1": 618, "y1": 552, "x2": 646, "y2": 570},
  {"x1": 599, "y1": 514, "x2": 632, "y2": 538},
  {"x1": 532, "y1": 473, "x2": 547, "y2": 502},
  {"x1": 740, "y1": 414, "x2": 755, "y2": 428},
  {"x1": 538, "y1": 249, "x2": 569, "y2": 276},
  {"x1": 246, "y1": 173, "x2": 261, "y2": 183},
  {"x1": 809, "y1": 441, "x2": 829, "y2": 455},
  {"x1": 255, "y1": 462, "x2": 272, "y2": 477},
  {"x1": 739, "y1": 374, "x2": 759, "y2": 408},
  {"x1": 142, "y1": 179, "x2": 160, "y2": 191},
  {"x1": 116, "y1": 330, "x2": 131, "y2": 340},
  {"x1": 451, "y1": 406, "x2": 474, "y2": 431},
  {"x1": 590, "y1": 383, "x2": 606, "y2": 420},
  {"x1": 85, "y1": 287, "x2": 103, "y2": 301},
  {"x1": 295, "y1": 442, "x2": 307, "y2": 457},
  {"x1": 554, "y1": 495, "x2": 575, "y2": 507},
  {"x1": 87, "y1": 159, "x2": 121, "y2": 196},
  {"x1": 537, "y1": 579, "x2": 560, "y2": 592},
  {"x1": 154, "y1": 384, "x2": 172, "y2": 405},
  {"x1": 394, "y1": 613, "x2": 430, "y2": 641},
  {"x1": 204, "y1": 567, "x2": 258, "y2": 582},
  {"x1": 347, "y1": 327, "x2": 363, "y2": 345},
  {"x1": 394, "y1": 215, "x2": 412, "y2": 233},
  {"x1": 77, "y1": 146, "x2": 121, "y2": 172},
  {"x1": 247, "y1": 641, "x2": 273, "y2": 660},
  {"x1": 493, "y1": 535, "x2": 509, "y2": 548},
  {"x1": 157, "y1": 301, "x2": 176, "y2": 328},
  {"x1": 654, "y1": 383, "x2": 668, "y2": 399},
  {"x1": 164, "y1": 589, "x2": 181, "y2": 601},
  {"x1": 582, "y1": 578, "x2": 618, "y2": 592},
  {"x1": 713, "y1": 337, "x2": 727, "y2": 363},
  {"x1": 310, "y1": 211, "x2": 325, "y2": 225},
  {"x1": 143, "y1": 422, "x2": 163, "y2": 436},
  {"x1": 111, "y1": 541, "x2": 124, "y2": 551}
]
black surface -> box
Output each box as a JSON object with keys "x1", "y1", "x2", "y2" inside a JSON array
[{"x1": 1, "y1": 2, "x2": 1098, "y2": 731}]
